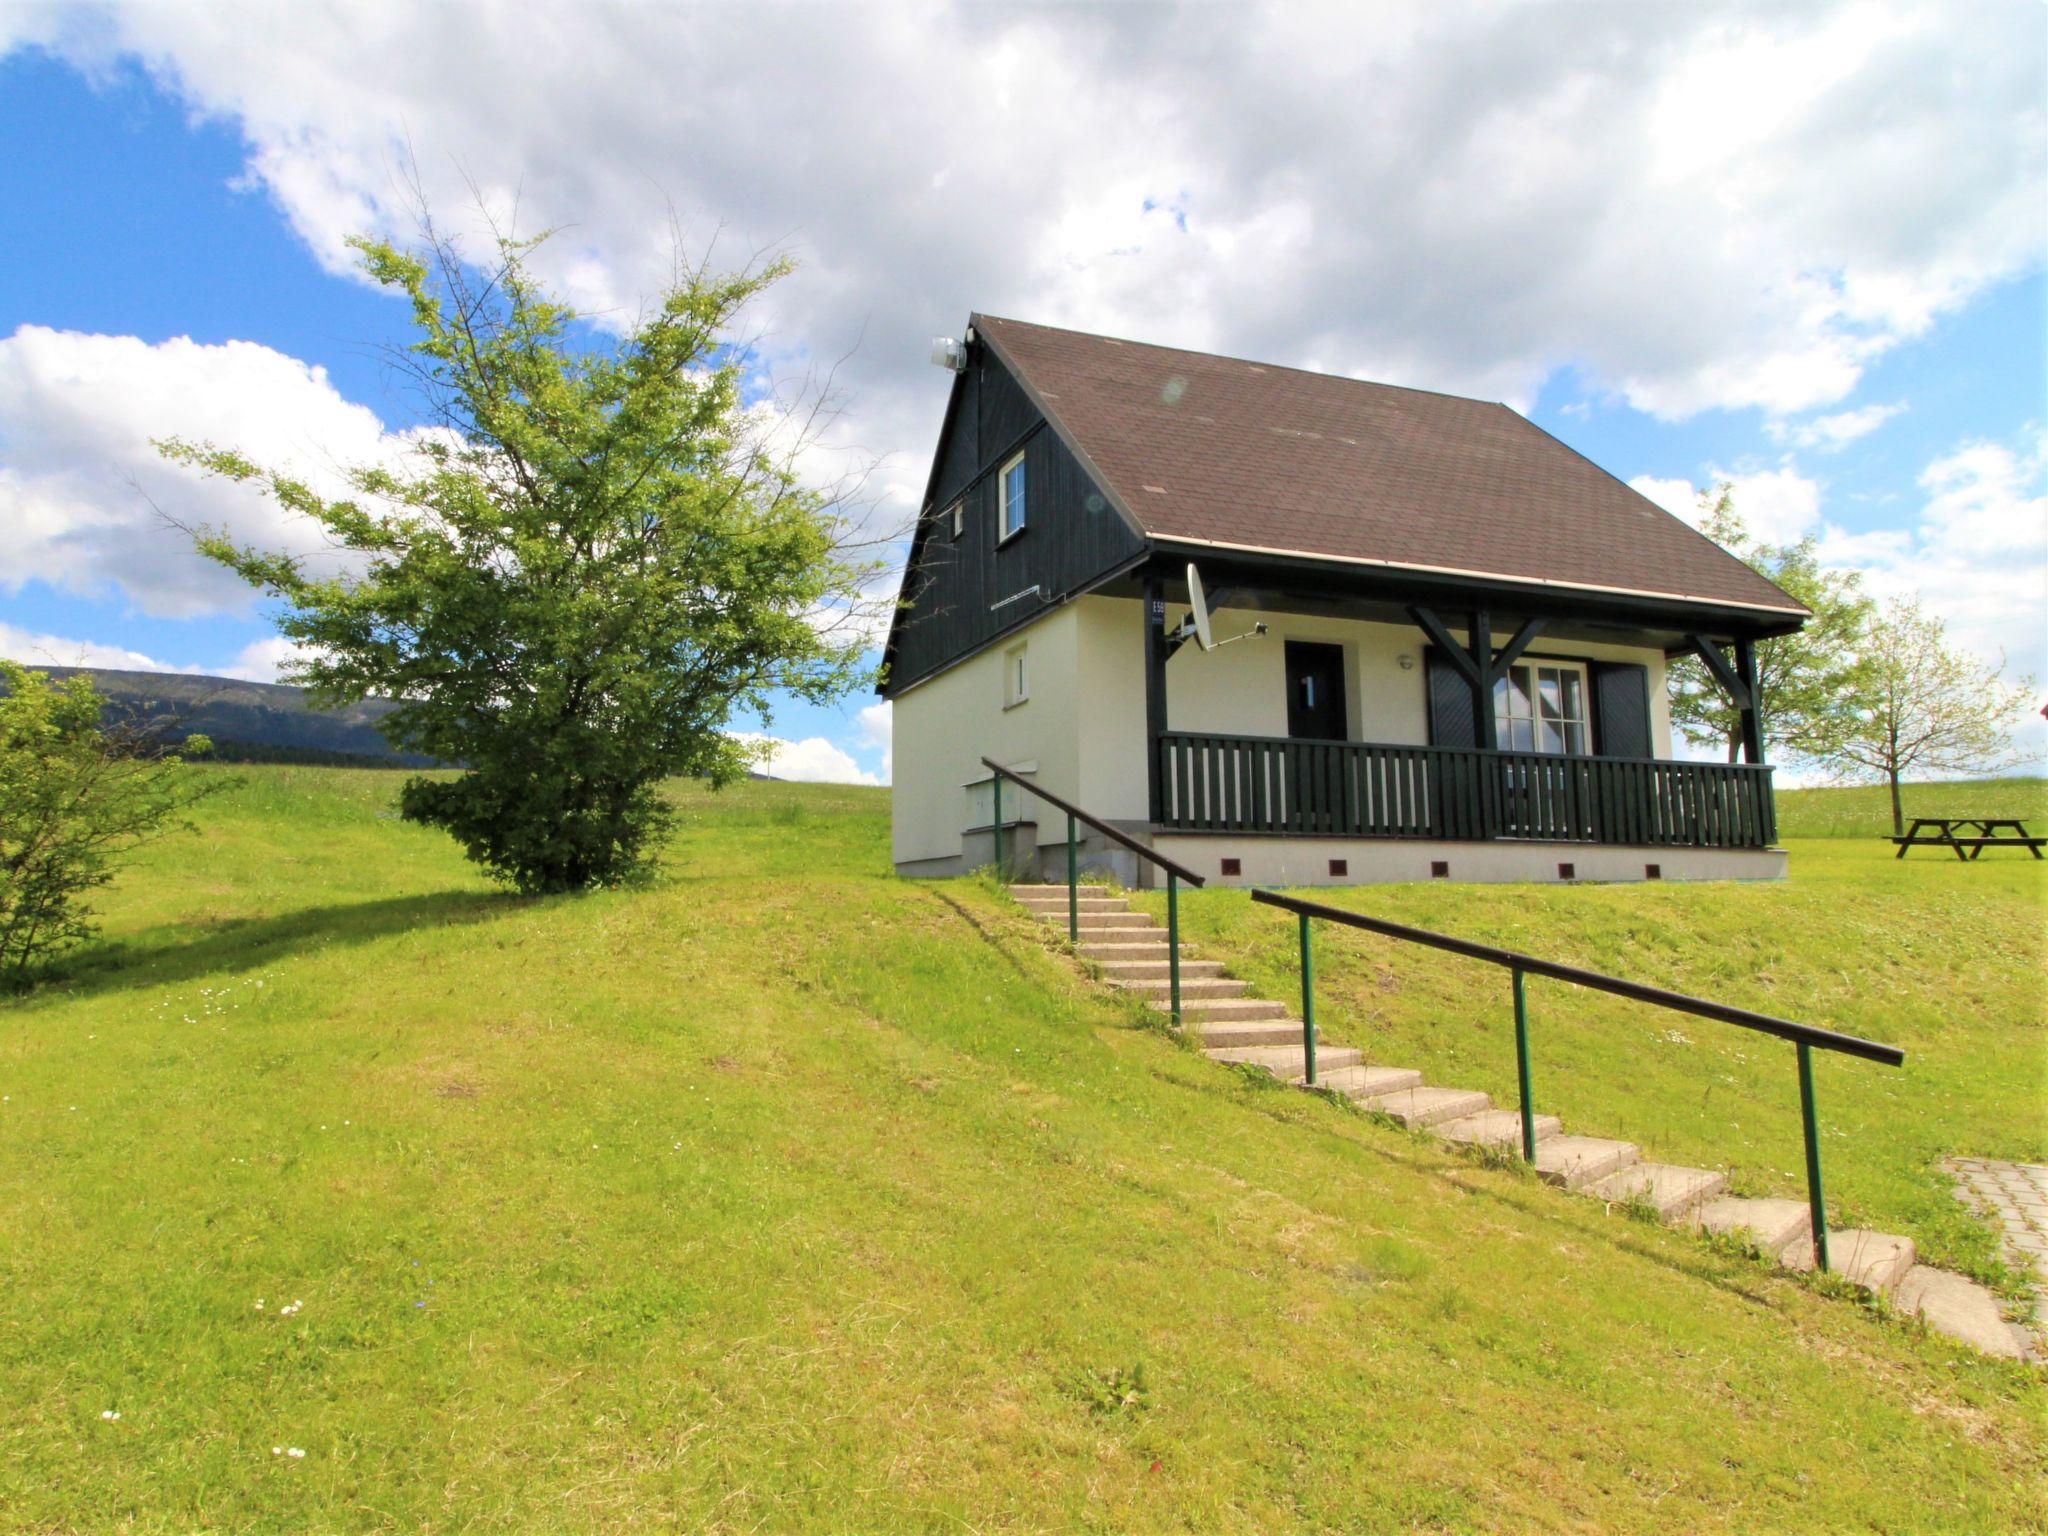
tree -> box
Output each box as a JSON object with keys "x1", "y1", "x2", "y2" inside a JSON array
[
  {"x1": 0, "y1": 662, "x2": 211, "y2": 990},
  {"x1": 1824, "y1": 596, "x2": 2035, "y2": 835},
  {"x1": 160, "y1": 225, "x2": 876, "y2": 893},
  {"x1": 1667, "y1": 486, "x2": 1874, "y2": 762}
]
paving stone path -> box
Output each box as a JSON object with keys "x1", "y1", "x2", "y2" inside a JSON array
[
  {"x1": 1945, "y1": 1158, "x2": 2048, "y2": 1333},
  {"x1": 1014, "y1": 884, "x2": 2038, "y2": 1362}
]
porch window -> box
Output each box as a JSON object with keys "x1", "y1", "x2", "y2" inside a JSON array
[
  {"x1": 998, "y1": 452, "x2": 1027, "y2": 540},
  {"x1": 1494, "y1": 661, "x2": 1588, "y2": 754}
]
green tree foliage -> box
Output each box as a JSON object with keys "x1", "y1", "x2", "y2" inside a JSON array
[
  {"x1": 0, "y1": 662, "x2": 211, "y2": 990},
  {"x1": 1668, "y1": 486, "x2": 1874, "y2": 762},
  {"x1": 160, "y1": 228, "x2": 875, "y2": 892},
  {"x1": 1823, "y1": 596, "x2": 2036, "y2": 835}
]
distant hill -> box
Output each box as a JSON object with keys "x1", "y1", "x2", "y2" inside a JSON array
[{"x1": 33, "y1": 667, "x2": 435, "y2": 767}]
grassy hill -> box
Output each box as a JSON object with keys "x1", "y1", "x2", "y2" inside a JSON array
[
  {"x1": 0, "y1": 770, "x2": 2042, "y2": 1531},
  {"x1": 1776, "y1": 775, "x2": 2046, "y2": 838}
]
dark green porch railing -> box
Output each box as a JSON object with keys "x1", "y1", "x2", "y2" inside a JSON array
[
  {"x1": 1159, "y1": 731, "x2": 1777, "y2": 849},
  {"x1": 1250, "y1": 888, "x2": 1904, "y2": 1274},
  {"x1": 982, "y1": 758, "x2": 1206, "y2": 1026}
]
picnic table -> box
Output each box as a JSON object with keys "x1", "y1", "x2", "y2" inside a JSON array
[{"x1": 1891, "y1": 817, "x2": 2045, "y2": 860}]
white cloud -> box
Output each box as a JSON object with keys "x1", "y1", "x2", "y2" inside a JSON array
[
  {"x1": 4, "y1": 0, "x2": 2036, "y2": 511},
  {"x1": 0, "y1": 325, "x2": 411, "y2": 617},
  {"x1": 1818, "y1": 431, "x2": 2048, "y2": 686},
  {"x1": 733, "y1": 730, "x2": 881, "y2": 786},
  {"x1": 1629, "y1": 465, "x2": 1822, "y2": 543},
  {"x1": 1767, "y1": 403, "x2": 1905, "y2": 451},
  {"x1": 857, "y1": 699, "x2": 893, "y2": 783},
  {"x1": 216, "y1": 636, "x2": 309, "y2": 683},
  {"x1": 0, "y1": 622, "x2": 179, "y2": 673}
]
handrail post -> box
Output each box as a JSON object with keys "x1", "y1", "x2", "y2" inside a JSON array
[
  {"x1": 1797, "y1": 1041, "x2": 1830, "y2": 1273},
  {"x1": 992, "y1": 771, "x2": 1004, "y2": 882},
  {"x1": 1166, "y1": 871, "x2": 1182, "y2": 1028},
  {"x1": 1066, "y1": 812, "x2": 1079, "y2": 943},
  {"x1": 1298, "y1": 912, "x2": 1318, "y2": 1086},
  {"x1": 1512, "y1": 966, "x2": 1536, "y2": 1164}
]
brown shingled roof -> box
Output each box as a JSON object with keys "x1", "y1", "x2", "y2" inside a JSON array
[{"x1": 974, "y1": 314, "x2": 1806, "y2": 617}]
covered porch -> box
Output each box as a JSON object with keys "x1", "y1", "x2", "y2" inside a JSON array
[{"x1": 1129, "y1": 553, "x2": 1791, "y2": 867}]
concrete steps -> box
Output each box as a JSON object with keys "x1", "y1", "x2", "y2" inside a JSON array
[
  {"x1": 1363, "y1": 1085, "x2": 1493, "y2": 1129},
  {"x1": 1533, "y1": 1135, "x2": 1640, "y2": 1190},
  {"x1": 1004, "y1": 881, "x2": 2028, "y2": 1359},
  {"x1": 1149, "y1": 995, "x2": 1290, "y2": 1022},
  {"x1": 1110, "y1": 976, "x2": 1250, "y2": 1000},
  {"x1": 1436, "y1": 1108, "x2": 1564, "y2": 1149},
  {"x1": 1205, "y1": 1042, "x2": 1366, "y2": 1077},
  {"x1": 1589, "y1": 1161, "x2": 1728, "y2": 1220}
]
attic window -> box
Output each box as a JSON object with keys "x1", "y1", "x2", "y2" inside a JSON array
[
  {"x1": 998, "y1": 453, "x2": 1027, "y2": 541},
  {"x1": 948, "y1": 501, "x2": 963, "y2": 539}
]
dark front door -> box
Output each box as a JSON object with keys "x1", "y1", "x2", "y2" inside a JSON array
[{"x1": 1285, "y1": 642, "x2": 1347, "y2": 740}]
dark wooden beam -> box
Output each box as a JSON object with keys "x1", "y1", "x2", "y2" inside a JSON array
[
  {"x1": 1734, "y1": 637, "x2": 1764, "y2": 765},
  {"x1": 1468, "y1": 609, "x2": 1498, "y2": 750},
  {"x1": 1492, "y1": 616, "x2": 1548, "y2": 674},
  {"x1": 1409, "y1": 606, "x2": 1480, "y2": 683},
  {"x1": 1686, "y1": 634, "x2": 1752, "y2": 712},
  {"x1": 1144, "y1": 577, "x2": 1169, "y2": 822}
]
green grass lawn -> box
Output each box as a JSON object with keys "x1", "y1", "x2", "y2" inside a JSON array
[
  {"x1": 1776, "y1": 775, "x2": 2047, "y2": 837},
  {"x1": 1, "y1": 768, "x2": 2043, "y2": 1532}
]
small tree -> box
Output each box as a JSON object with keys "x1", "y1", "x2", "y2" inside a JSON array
[
  {"x1": 1825, "y1": 597, "x2": 2035, "y2": 834},
  {"x1": 1668, "y1": 486, "x2": 1873, "y2": 761},
  {"x1": 160, "y1": 225, "x2": 876, "y2": 893},
  {"x1": 0, "y1": 662, "x2": 211, "y2": 990}
]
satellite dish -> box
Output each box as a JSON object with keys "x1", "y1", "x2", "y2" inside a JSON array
[{"x1": 1185, "y1": 562, "x2": 1216, "y2": 651}]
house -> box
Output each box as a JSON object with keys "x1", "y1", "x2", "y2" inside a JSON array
[{"x1": 879, "y1": 316, "x2": 1806, "y2": 887}]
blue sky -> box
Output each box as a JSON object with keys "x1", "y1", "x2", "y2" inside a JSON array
[{"x1": 2, "y1": 5, "x2": 2043, "y2": 783}]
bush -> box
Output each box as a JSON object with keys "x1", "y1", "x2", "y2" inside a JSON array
[{"x1": 0, "y1": 662, "x2": 211, "y2": 990}]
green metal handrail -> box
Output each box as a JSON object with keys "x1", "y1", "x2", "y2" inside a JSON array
[
  {"x1": 1251, "y1": 887, "x2": 1905, "y2": 1274},
  {"x1": 982, "y1": 758, "x2": 1206, "y2": 1026}
]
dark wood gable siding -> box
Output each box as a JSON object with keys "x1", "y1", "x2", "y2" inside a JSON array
[{"x1": 884, "y1": 348, "x2": 1146, "y2": 695}]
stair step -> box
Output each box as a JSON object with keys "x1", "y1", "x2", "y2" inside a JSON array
[
  {"x1": 1111, "y1": 977, "x2": 1249, "y2": 1000},
  {"x1": 1078, "y1": 944, "x2": 1176, "y2": 962},
  {"x1": 1312, "y1": 1064, "x2": 1426, "y2": 1100},
  {"x1": 1068, "y1": 912, "x2": 1157, "y2": 929},
  {"x1": 1691, "y1": 1196, "x2": 1813, "y2": 1259},
  {"x1": 1204, "y1": 1043, "x2": 1366, "y2": 1078},
  {"x1": 1587, "y1": 1162, "x2": 1728, "y2": 1219},
  {"x1": 1187, "y1": 1019, "x2": 1309, "y2": 1049},
  {"x1": 1362, "y1": 1085, "x2": 1492, "y2": 1129},
  {"x1": 1533, "y1": 1135, "x2": 1639, "y2": 1190},
  {"x1": 1434, "y1": 1109, "x2": 1564, "y2": 1149},
  {"x1": 1093, "y1": 959, "x2": 1227, "y2": 980},
  {"x1": 1010, "y1": 884, "x2": 1110, "y2": 898},
  {"x1": 1891, "y1": 1266, "x2": 2033, "y2": 1359},
  {"x1": 1780, "y1": 1228, "x2": 1918, "y2": 1295},
  {"x1": 1150, "y1": 996, "x2": 1289, "y2": 1021},
  {"x1": 1019, "y1": 897, "x2": 1130, "y2": 914}
]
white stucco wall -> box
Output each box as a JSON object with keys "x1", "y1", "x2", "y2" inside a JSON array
[
  {"x1": 893, "y1": 592, "x2": 1681, "y2": 872},
  {"x1": 889, "y1": 603, "x2": 1084, "y2": 869}
]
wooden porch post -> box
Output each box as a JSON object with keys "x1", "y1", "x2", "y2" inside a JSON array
[
  {"x1": 1469, "y1": 609, "x2": 1498, "y2": 751},
  {"x1": 1144, "y1": 576, "x2": 1169, "y2": 824},
  {"x1": 1734, "y1": 637, "x2": 1764, "y2": 764}
]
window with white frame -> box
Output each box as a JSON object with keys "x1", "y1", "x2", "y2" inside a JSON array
[
  {"x1": 949, "y1": 501, "x2": 963, "y2": 538},
  {"x1": 998, "y1": 452, "x2": 1027, "y2": 540},
  {"x1": 1493, "y1": 661, "x2": 1588, "y2": 754},
  {"x1": 1003, "y1": 643, "x2": 1029, "y2": 708}
]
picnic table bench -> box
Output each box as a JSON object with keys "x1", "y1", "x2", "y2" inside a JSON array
[{"x1": 1891, "y1": 817, "x2": 2045, "y2": 860}]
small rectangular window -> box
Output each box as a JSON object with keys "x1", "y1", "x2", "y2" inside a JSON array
[
  {"x1": 1003, "y1": 644, "x2": 1029, "y2": 709},
  {"x1": 998, "y1": 452, "x2": 1027, "y2": 540},
  {"x1": 950, "y1": 501, "x2": 963, "y2": 538}
]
